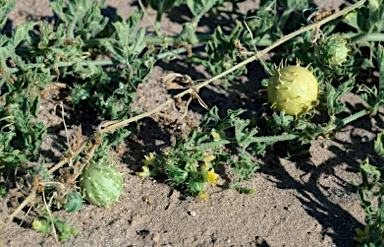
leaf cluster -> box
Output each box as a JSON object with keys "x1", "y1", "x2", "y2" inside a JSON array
[
  {"x1": 32, "y1": 210, "x2": 78, "y2": 243},
  {"x1": 137, "y1": 106, "x2": 262, "y2": 196}
]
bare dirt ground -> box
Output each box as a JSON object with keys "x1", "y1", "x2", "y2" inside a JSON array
[{"x1": 2, "y1": 0, "x2": 383, "y2": 246}]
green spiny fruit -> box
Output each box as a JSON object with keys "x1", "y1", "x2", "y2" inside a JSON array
[
  {"x1": 79, "y1": 159, "x2": 123, "y2": 207},
  {"x1": 267, "y1": 61, "x2": 319, "y2": 116},
  {"x1": 315, "y1": 34, "x2": 350, "y2": 67},
  {"x1": 63, "y1": 191, "x2": 83, "y2": 212}
]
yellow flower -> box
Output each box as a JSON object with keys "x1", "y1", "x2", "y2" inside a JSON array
[
  {"x1": 353, "y1": 225, "x2": 370, "y2": 243},
  {"x1": 32, "y1": 219, "x2": 49, "y2": 233},
  {"x1": 142, "y1": 152, "x2": 156, "y2": 166},
  {"x1": 206, "y1": 168, "x2": 219, "y2": 184},
  {"x1": 198, "y1": 191, "x2": 209, "y2": 200},
  {"x1": 211, "y1": 130, "x2": 221, "y2": 141},
  {"x1": 32, "y1": 219, "x2": 42, "y2": 230},
  {"x1": 200, "y1": 154, "x2": 215, "y2": 172},
  {"x1": 202, "y1": 154, "x2": 215, "y2": 163},
  {"x1": 136, "y1": 166, "x2": 151, "y2": 177}
]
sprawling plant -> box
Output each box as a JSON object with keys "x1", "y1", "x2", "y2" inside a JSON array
[{"x1": 0, "y1": 0, "x2": 383, "y2": 243}]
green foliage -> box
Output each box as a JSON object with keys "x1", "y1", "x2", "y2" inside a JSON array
[
  {"x1": 0, "y1": 0, "x2": 155, "y2": 241},
  {"x1": 149, "y1": 0, "x2": 178, "y2": 15},
  {"x1": 0, "y1": 0, "x2": 15, "y2": 30},
  {"x1": 32, "y1": 211, "x2": 78, "y2": 242},
  {"x1": 0, "y1": 0, "x2": 151, "y2": 175},
  {"x1": 137, "y1": 107, "x2": 261, "y2": 196},
  {"x1": 358, "y1": 45, "x2": 384, "y2": 115},
  {"x1": 0, "y1": 85, "x2": 47, "y2": 169},
  {"x1": 242, "y1": 2, "x2": 275, "y2": 46},
  {"x1": 354, "y1": 131, "x2": 384, "y2": 246},
  {"x1": 191, "y1": 20, "x2": 246, "y2": 88},
  {"x1": 278, "y1": 0, "x2": 309, "y2": 12},
  {"x1": 187, "y1": 0, "x2": 218, "y2": 22},
  {"x1": 50, "y1": 0, "x2": 108, "y2": 39},
  {"x1": 2, "y1": 0, "x2": 384, "y2": 244}
]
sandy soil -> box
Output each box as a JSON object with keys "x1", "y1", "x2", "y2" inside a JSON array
[{"x1": 2, "y1": 0, "x2": 383, "y2": 246}]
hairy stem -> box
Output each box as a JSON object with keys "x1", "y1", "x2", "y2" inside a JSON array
[
  {"x1": 138, "y1": 0, "x2": 161, "y2": 37},
  {"x1": 350, "y1": 33, "x2": 384, "y2": 43},
  {"x1": 336, "y1": 109, "x2": 370, "y2": 127}
]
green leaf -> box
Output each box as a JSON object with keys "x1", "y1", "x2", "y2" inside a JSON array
[
  {"x1": 190, "y1": 20, "x2": 245, "y2": 87},
  {"x1": 231, "y1": 153, "x2": 259, "y2": 181},
  {"x1": 243, "y1": 5, "x2": 274, "y2": 45},
  {"x1": 233, "y1": 117, "x2": 259, "y2": 152},
  {"x1": 51, "y1": 0, "x2": 107, "y2": 39},
  {"x1": 279, "y1": 0, "x2": 308, "y2": 11},
  {"x1": 216, "y1": 108, "x2": 245, "y2": 132},
  {"x1": 112, "y1": 22, "x2": 130, "y2": 47},
  {"x1": 342, "y1": 11, "x2": 359, "y2": 30},
  {"x1": 368, "y1": 0, "x2": 383, "y2": 25},
  {"x1": 76, "y1": 3, "x2": 109, "y2": 39},
  {"x1": 148, "y1": 0, "x2": 177, "y2": 14},
  {"x1": 30, "y1": 94, "x2": 41, "y2": 118},
  {"x1": 355, "y1": 58, "x2": 375, "y2": 68},
  {"x1": 187, "y1": 0, "x2": 218, "y2": 19},
  {"x1": 357, "y1": 4, "x2": 372, "y2": 33},
  {"x1": 374, "y1": 131, "x2": 384, "y2": 159},
  {"x1": 11, "y1": 22, "x2": 36, "y2": 47},
  {"x1": 68, "y1": 0, "x2": 93, "y2": 21},
  {"x1": 111, "y1": 10, "x2": 143, "y2": 48},
  {"x1": 50, "y1": 0, "x2": 71, "y2": 23},
  {"x1": 131, "y1": 27, "x2": 146, "y2": 55},
  {"x1": 359, "y1": 158, "x2": 381, "y2": 191},
  {"x1": 0, "y1": 0, "x2": 15, "y2": 30},
  {"x1": 326, "y1": 79, "x2": 354, "y2": 115}
]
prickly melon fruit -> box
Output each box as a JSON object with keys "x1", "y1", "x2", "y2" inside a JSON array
[
  {"x1": 79, "y1": 159, "x2": 123, "y2": 207},
  {"x1": 267, "y1": 61, "x2": 319, "y2": 116},
  {"x1": 315, "y1": 34, "x2": 350, "y2": 67},
  {"x1": 63, "y1": 191, "x2": 83, "y2": 212}
]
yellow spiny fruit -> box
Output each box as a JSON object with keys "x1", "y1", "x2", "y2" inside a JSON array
[{"x1": 267, "y1": 61, "x2": 319, "y2": 116}]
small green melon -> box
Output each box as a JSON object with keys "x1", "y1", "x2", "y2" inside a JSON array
[
  {"x1": 316, "y1": 34, "x2": 350, "y2": 67},
  {"x1": 79, "y1": 160, "x2": 123, "y2": 207},
  {"x1": 63, "y1": 191, "x2": 83, "y2": 212}
]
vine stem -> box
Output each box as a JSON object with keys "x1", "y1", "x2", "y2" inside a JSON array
[
  {"x1": 336, "y1": 109, "x2": 370, "y2": 127},
  {"x1": 7, "y1": 0, "x2": 368, "y2": 223},
  {"x1": 138, "y1": 0, "x2": 161, "y2": 37},
  {"x1": 349, "y1": 33, "x2": 384, "y2": 43}
]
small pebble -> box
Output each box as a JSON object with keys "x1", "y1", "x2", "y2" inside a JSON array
[
  {"x1": 361, "y1": 136, "x2": 370, "y2": 143},
  {"x1": 188, "y1": 211, "x2": 196, "y2": 217}
]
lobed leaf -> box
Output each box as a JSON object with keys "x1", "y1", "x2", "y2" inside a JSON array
[{"x1": 375, "y1": 131, "x2": 384, "y2": 160}]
